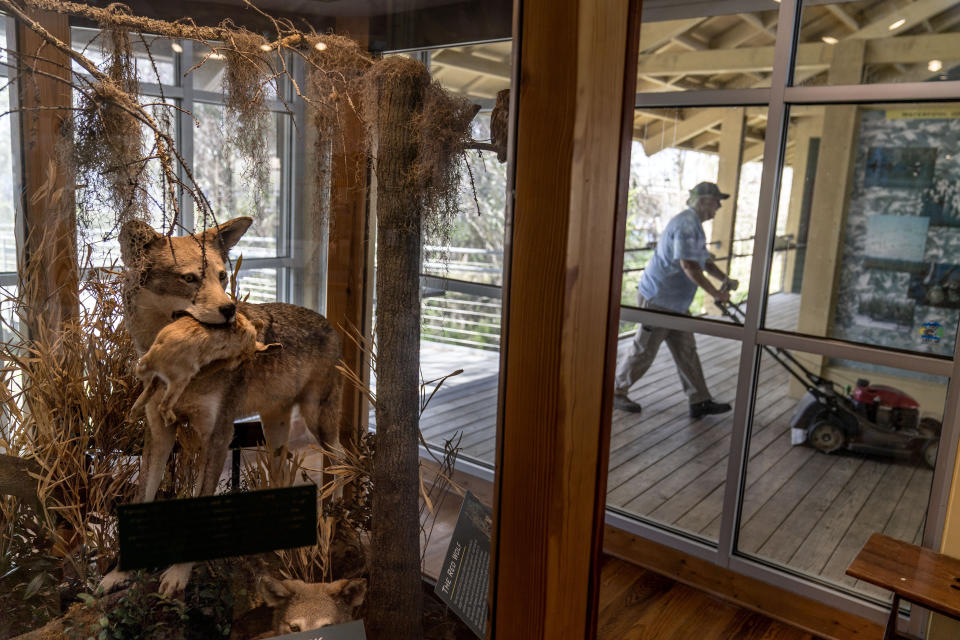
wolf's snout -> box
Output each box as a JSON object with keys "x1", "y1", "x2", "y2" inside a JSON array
[{"x1": 219, "y1": 303, "x2": 237, "y2": 322}]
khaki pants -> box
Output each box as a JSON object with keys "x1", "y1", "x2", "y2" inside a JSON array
[{"x1": 614, "y1": 294, "x2": 711, "y2": 404}]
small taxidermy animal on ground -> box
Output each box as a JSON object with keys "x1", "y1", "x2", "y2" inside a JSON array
[
  {"x1": 229, "y1": 576, "x2": 367, "y2": 639},
  {"x1": 131, "y1": 313, "x2": 281, "y2": 425}
]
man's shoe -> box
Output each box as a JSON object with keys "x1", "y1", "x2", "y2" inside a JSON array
[
  {"x1": 614, "y1": 395, "x2": 643, "y2": 414},
  {"x1": 689, "y1": 399, "x2": 731, "y2": 418}
]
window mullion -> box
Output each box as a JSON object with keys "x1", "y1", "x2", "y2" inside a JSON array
[{"x1": 716, "y1": 0, "x2": 802, "y2": 569}]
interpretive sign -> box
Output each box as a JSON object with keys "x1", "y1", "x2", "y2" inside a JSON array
[{"x1": 434, "y1": 491, "x2": 492, "y2": 638}]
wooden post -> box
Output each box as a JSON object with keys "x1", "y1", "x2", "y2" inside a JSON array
[
  {"x1": 782, "y1": 118, "x2": 820, "y2": 294},
  {"x1": 706, "y1": 107, "x2": 745, "y2": 314},
  {"x1": 319, "y1": 17, "x2": 372, "y2": 452},
  {"x1": 794, "y1": 39, "x2": 864, "y2": 383},
  {"x1": 16, "y1": 9, "x2": 78, "y2": 334},
  {"x1": 710, "y1": 107, "x2": 745, "y2": 275},
  {"x1": 491, "y1": 0, "x2": 641, "y2": 637}
]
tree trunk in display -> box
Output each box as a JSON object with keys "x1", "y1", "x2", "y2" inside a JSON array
[{"x1": 366, "y1": 57, "x2": 429, "y2": 640}]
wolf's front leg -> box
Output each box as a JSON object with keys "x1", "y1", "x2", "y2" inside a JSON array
[
  {"x1": 159, "y1": 562, "x2": 194, "y2": 596},
  {"x1": 99, "y1": 567, "x2": 132, "y2": 593},
  {"x1": 136, "y1": 405, "x2": 177, "y2": 503}
]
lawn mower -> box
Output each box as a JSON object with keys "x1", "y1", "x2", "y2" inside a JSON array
[{"x1": 719, "y1": 301, "x2": 941, "y2": 469}]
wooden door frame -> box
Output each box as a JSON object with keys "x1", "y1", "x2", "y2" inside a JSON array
[{"x1": 490, "y1": 0, "x2": 642, "y2": 637}]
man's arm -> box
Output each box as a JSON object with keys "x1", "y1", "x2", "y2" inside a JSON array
[
  {"x1": 704, "y1": 260, "x2": 739, "y2": 291},
  {"x1": 704, "y1": 260, "x2": 726, "y2": 280},
  {"x1": 680, "y1": 260, "x2": 729, "y2": 302}
]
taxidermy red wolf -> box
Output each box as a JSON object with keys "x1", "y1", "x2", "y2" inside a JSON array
[
  {"x1": 254, "y1": 576, "x2": 366, "y2": 638},
  {"x1": 101, "y1": 216, "x2": 342, "y2": 595}
]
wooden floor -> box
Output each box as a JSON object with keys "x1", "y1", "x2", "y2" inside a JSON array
[
  {"x1": 420, "y1": 490, "x2": 819, "y2": 640},
  {"x1": 412, "y1": 293, "x2": 932, "y2": 601}
]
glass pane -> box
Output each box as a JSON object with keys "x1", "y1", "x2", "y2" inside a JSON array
[
  {"x1": 609, "y1": 326, "x2": 740, "y2": 543},
  {"x1": 419, "y1": 290, "x2": 501, "y2": 464},
  {"x1": 638, "y1": 5, "x2": 779, "y2": 92},
  {"x1": 794, "y1": 1, "x2": 960, "y2": 86},
  {"x1": 0, "y1": 86, "x2": 15, "y2": 273},
  {"x1": 71, "y1": 27, "x2": 176, "y2": 85},
  {"x1": 627, "y1": 106, "x2": 767, "y2": 322},
  {"x1": 77, "y1": 99, "x2": 176, "y2": 267},
  {"x1": 766, "y1": 102, "x2": 960, "y2": 357},
  {"x1": 422, "y1": 113, "x2": 506, "y2": 287},
  {"x1": 236, "y1": 267, "x2": 278, "y2": 304},
  {"x1": 189, "y1": 45, "x2": 281, "y2": 100},
  {"x1": 400, "y1": 42, "x2": 510, "y2": 471},
  {"x1": 429, "y1": 42, "x2": 510, "y2": 105},
  {"x1": 193, "y1": 103, "x2": 285, "y2": 258},
  {"x1": 738, "y1": 347, "x2": 943, "y2": 601}
]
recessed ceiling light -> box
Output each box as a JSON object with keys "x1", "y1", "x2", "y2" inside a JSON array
[
  {"x1": 315, "y1": 41, "x2": 328, "y2": 51},
  {"x1": 929, "y1": 59, "x2": 943, "y2": 72},
  {"x1": 260, "y1": 43, "x2": 272, "y2": 52},
  {"x1": 209, "y1": 51, "x2": 225, "y2": 60},
  {"x1": 170, "y1": 42, "x2": 183, "y2": 53},
  {"x1": 822, "y1": 36, "x2": 839, "y2": 44},
  {"x1": 888, "y1": 18, "x2": 906, "y2": 31}
]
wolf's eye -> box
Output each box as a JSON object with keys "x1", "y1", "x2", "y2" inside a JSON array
[
  {"x1": 288, "y1": 624, "x2": 301, "y2": 633},
  {"x1": 181, "y1": 274, "x2": 197, "y2": 283},
  {"x1": 218, "y1": 271, "x2": 227, "y2": 281}
]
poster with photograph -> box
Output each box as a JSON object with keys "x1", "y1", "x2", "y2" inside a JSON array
[{"x1": 865, "y1": 147, "x2": 937, "y2": 188}]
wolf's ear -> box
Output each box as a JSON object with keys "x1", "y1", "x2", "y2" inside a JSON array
[
  {"x1": 204, "y1": 217, "x2": 253, "y2": 258},
  {"x1": 119, "y1": 219, "x2": 161, "y2": 266},
  {"x1": 332, "y1": 578, "x2": 367, "y2": 608},
  {"x1": 258, "y1": 576, "x2": 293, "y2": 607}
]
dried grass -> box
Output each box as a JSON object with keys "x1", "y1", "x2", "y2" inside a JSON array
[{"x1": 0, "y1": 237, "x2": 144, "y2": 590}]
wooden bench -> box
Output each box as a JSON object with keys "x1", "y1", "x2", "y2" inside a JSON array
[{"x1": 847, "y1": 532, "x2": 960, "y2": 639}]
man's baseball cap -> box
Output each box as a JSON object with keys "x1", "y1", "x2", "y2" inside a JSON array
[{"x1": 690, "y1": 181, "x2": 730, "y2": 200}]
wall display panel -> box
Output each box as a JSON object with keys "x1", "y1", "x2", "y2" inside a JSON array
[
  {"x1": 765, "y1": 102, "x2": 960, "y2": 358},
  {"x1": 736, "y1": 346, "x2": 944, "y2": 602},
  {"x1": 793, "y1": 1, "x2": 960, "y2": 87},
  {"x1": 637, "y1": 3, "x2": 779, "y2": 92},
  {"x1": 624, "y1": 106, "x2": 771, "y2": 324},
  {"x1": 609, "y1": 329, "x2": 742, "y2": 543}
]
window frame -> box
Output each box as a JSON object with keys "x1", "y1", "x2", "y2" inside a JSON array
[
  {"x1": 613, "y1": 0, "x2": 960, "y2": 630},
  {"x1": 61, "y1": 29, "x2": 303, "y2": 304}
]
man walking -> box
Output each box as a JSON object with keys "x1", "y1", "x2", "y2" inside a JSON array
[{"x1": 613, "y1": 181, "x2": 737, "y2": 418}]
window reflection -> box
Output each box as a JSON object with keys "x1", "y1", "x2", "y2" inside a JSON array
[
  {"x1": 738, "y1": 348, "x2": 942, "y2": 600},
  {"x1": 795, "y1": 1, "x2": 960, "y2": 86},
  {"x1": 767, "y1": 103, "x2": 960, "y2": 358}
]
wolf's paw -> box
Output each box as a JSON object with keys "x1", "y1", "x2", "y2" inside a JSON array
[
  {"x1": 158, "y1": 562, "x2": 194, "y2": 596},
  {"x1": 99, "y1": 568, "x2": 132, "y2": 593}
]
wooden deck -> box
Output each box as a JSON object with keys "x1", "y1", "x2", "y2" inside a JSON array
[{"x1": 413, "y1": 293, "x2": 933, "y2": 601}]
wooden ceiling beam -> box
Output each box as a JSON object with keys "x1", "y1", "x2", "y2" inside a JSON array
[
  {"x1": 637, "y1": 31, "x2": 960, "y2": 79},
  {"x1": 826, "y1": 4, "x2": 860, "y2": 31},
  {"x1": 638, "y1": 17, "x2": 707, "y2": 52},
  {"x1": 641, "y1": 108, "x2": 725, "y2": 155},
  {"x1": 431, "y1": 49, "x2": 508, "y2": 79}
]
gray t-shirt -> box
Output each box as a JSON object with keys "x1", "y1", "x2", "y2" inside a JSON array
[{"x1": 638, "y1": 208, "x2": 711, "y2": 313}]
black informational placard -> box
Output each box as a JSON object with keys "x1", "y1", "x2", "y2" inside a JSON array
[
  {"x1": 434, "y1": 491, "x2": 492, "y2": 639},
  {"x1": 266, "y1": 619, "x2": 366, "y2": 640},
  {"x1": 117, "y1": 485, "x2": 316, "y2": 570}
]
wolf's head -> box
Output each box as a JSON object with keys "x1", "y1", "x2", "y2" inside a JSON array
[
  {"x1": 119, "y1": 217, "x2": 252, "y2": 326},
  {"x1": 258, "y1": 576, "x2": 367, "y2": 635}
]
